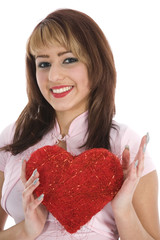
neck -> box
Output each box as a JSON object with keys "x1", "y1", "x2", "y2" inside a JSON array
[{"x1": 56, "y1": 110, "x2": 87, "y2": 136}]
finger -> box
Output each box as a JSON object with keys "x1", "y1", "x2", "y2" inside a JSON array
[
  {"x1": 122, "y1": 145, "x2": 130, "y2": 170},
  {"x1": 134, "y1": 133, "x2": 149, "y2": 177},
  {"x1": 22, "y1": 177, "x2": 40, "y2": 201},
  {"x1": 24, "y1": 194, "x2": 45, "y2": 219},
  {"x1": 22, "y1": 176, "x2": 41, "y2": 212},
  {"x1": 25, "y1": 169, "x2": 39, "y2": 189},
  {"x1": 138, "y1": 133, "x2": 149, "y2": 154},
  {"x1": 143, "y1": 132, "x2": 150, "y2": 153},
  {"x1": 29, "y1": 194, "x2": 45, "y2": 211},
  {"x1": 135, "y1": 149, "x2": 144, "y2": 177},
  {"x1": 134, "y1": 134, "x2": 147, "y2": 164},
  {"x1": 21, "y1": 159, "x2": 27, "y2": 184},
  {"x1": 120, "y1": 163, "x2": 139, "y2": 198}
]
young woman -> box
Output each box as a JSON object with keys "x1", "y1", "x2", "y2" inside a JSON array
[{"x1": 0, "y1": 9, "x2": 159, "y2": 240}]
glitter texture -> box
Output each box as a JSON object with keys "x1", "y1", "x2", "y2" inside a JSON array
[{"x1": 26, "y1": 145, "x2": 123, "y2": 233}]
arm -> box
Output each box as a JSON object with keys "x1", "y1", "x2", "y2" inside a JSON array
[
  {"x1": 133, "y1": 171, "x2": 160, "y2": 238},
  {"x1": 0, "y1": 162, "x2": 48, "y2": 240},
  {"x1": 0, "y1": 220, "x2": 33, "y2": 240},
  {"x1": 0, "y1": 171, "x2": 29, "y2": 239},
  {"x1": 111, "y1": 135, "x2": 160, "y2": 240},
  {"x1": 113, "y1": 171, "x2": 160, "y2": 240},
  {"x1": 0, "y1": 171, "x2": 8, "y2": 231}
]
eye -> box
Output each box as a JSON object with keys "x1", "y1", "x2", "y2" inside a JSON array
[
  {"x1": 63, "y1": 57, "x2": 78, "y2": 64},
  {"x1": 38, "y1": 62, "x2": 51, "y2": 68}
]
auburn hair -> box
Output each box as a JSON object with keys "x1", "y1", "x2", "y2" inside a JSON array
[{"x1": 1, "y1": 9, "x2": 117, "y2": 155}]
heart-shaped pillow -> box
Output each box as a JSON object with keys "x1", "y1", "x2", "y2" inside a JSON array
[{"x1": 26, "y1": 145, "x2": 123, "y2": 233}]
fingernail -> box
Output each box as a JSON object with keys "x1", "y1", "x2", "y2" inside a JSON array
[
  {"x1": 32, "y1": 169, "x2": 37, "y2": 177},
  {"x1": 125, "y1": 145, "x2": 129, "y2": 150},
  {"x1": 143, "y1": 133, "x2": 150, "y2": 153},
  {"x1": 33, "y1": 178, "x2": 39, "y2": 185},
  {"x1": 143, "y1": 144, "x2": 147, "y2": 153},
  {"x1": 135, "y1": 160, "x2": 139, "y2": 168},
  {"x1": 146, "y1": 132, "x2": 150, "y2": 144},
  {"x1": 22, "y1": 159, "x2": 25, "y2": 164},
  {"x1": 38, "y1": 194, "x2": 44, "y2": 201}
]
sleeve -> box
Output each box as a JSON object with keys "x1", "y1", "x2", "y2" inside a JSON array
[
  {"x1": 0, "y1": 123, "x2": 15, "y2": 172},
  {"x1": 120, "y1": 127, "x2": 156, "y2": 177}
]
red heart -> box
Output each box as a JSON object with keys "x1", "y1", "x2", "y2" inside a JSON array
[{"x1": 26, "y1": 145, "x2": 123, "y2": 233}]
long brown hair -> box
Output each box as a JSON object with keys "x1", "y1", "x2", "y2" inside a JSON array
[{"x1": 1, "y1": 9, "x2": 117, "y2": 155}]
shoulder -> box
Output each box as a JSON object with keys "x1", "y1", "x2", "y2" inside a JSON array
[
  {"x1": 0, "y1": 123, "x2": 16, "y2": 147},
  {"x1": 110, "y1": 120, "x2": 141, "y2": 156},
  {"x1": 0, "y1": 123, "x2": 16, "y2": 172},
  {"x1": 110, "y1": 121, "x2": 156, "y2": 176}
]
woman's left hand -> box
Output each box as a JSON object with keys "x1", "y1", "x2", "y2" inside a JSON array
[{"x1": 111, "y1": 134, "x2": 149, "y2": 212}]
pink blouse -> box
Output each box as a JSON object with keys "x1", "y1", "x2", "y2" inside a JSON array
[{"x1": 0, "y1": 112, "x2": 156, "y2": 240}]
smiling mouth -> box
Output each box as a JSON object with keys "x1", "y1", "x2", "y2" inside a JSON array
[
  {"x1": 50, "y1": 86, "x2": 74, "y2": 98},
  {"x1": 51, "y1": 86, "x2": 73, "y2": 94}
]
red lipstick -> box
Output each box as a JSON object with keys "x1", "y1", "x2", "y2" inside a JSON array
[{"x1": 51, "y1": 85, "x2": 73, "y2": 98}]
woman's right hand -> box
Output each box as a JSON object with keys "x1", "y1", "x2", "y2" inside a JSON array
[{"x1": 21, "y1": 160, "x2": 48, "y2": 239}]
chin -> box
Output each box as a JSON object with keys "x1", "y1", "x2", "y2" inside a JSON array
[{"x1": 52, "y1": 105, "x2": 73, "y2": 112}]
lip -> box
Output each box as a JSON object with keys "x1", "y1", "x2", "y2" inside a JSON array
[
  {"x1": 51, "y1": 85, "x2": 72, "y2": 90},
  {"x1": 50, "y1": 85, "x2": 74, "y2": 98}
]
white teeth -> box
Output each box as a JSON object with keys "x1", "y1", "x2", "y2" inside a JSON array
[{"x1": 52, "y1": 86, "x2": 73, "y2": 94}]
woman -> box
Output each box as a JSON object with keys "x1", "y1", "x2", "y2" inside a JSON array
[{"x1": 0, "y1": 8, "x2": 159, "y2": 240}]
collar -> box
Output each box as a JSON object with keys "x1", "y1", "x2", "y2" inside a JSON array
[{"x1": 51, "y1": 111, "x2": 88, "y2": 155}]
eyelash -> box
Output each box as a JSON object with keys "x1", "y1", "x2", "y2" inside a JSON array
[
  {"x1": 63, "y1": 57, "x2": 78, "y2": 64},
  {"x1": 37, "y1": 57, "x2": 78, "y2": 68},
  {"x1": 38, "y1": 62, "x2": 51, "y2": 68}
]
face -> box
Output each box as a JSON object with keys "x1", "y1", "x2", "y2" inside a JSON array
[{"x1": 35, "y1": 43, "x2": 90, "y2": 117}]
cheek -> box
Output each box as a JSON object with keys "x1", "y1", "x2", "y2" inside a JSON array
[
  {"x1": 73, "y1": 66, "x2": 90, "y2": 89},
  {"x1": 80, "y1": 73, "x2": 90, "y2": 92},
  {"x1": 36, "y1": 79, "x2": 43, "y2": 93},
  {"x1": 36, "y1": 72, "x2": 41, "y2": 87},
  {"x1": 36, "y1": 72, "x2": 47, "y2": 91}
]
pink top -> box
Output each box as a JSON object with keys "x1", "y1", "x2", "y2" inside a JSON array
[{"x1": 0, "y1": 112, "x2": 156, "y2": 240}]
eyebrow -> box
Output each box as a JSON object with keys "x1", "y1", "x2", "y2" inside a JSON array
[
  {"x1": 35, "y1": 51, "x2": 71, "y2": 59},
  {"x1": 58, "y1": 51, "x2": 71, "y2": 56}
]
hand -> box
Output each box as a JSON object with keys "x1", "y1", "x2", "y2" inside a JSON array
[
  {"x1": 21, "y1": 160, "x2": 48, "y2": 239},
  {"x1": 111, "y1": 134, "x2": 149, "y2": 213}
]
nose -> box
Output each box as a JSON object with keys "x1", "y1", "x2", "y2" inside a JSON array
[{"x1": 48, "y1": 64, "x2": 64, "y2": 82}]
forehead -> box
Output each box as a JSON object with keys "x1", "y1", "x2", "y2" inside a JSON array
[
  {"x1": 32, "y1": 42, "x2": 70, "y2": 58},
  {"x1": 35, "y1": 49, "x2": 73, "y2": 60},
  {"x1": 34, "y1": 43, "x2": 69, "y2": 56}
]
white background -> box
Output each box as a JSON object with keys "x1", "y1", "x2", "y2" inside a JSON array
[{"x1": 0, "y1": 0, "x2": 159, "y2": 229}]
